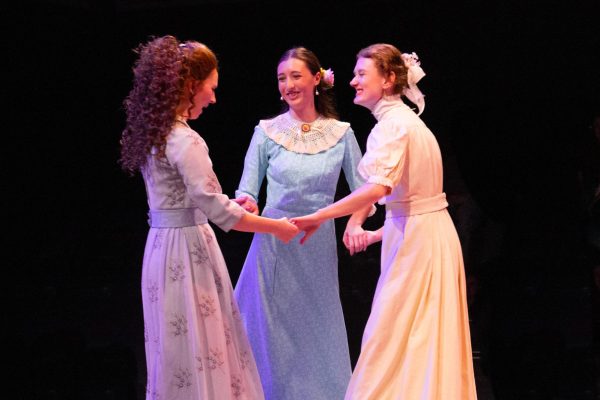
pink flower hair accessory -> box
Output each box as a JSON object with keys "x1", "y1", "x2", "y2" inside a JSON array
[{"x1": 319, "y1": 67, "x2": 335, "y2": 88}]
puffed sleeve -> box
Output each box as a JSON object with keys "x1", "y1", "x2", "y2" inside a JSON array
[
  {"x1": 167, "y1": 128, "x2": 244, "y2": 232},
  {"x1": 235, "y1": 125, "x2": 269, "y2": 203},
  {"x1": 357, "y1": 119, "x2": 409, "y2": 189}
]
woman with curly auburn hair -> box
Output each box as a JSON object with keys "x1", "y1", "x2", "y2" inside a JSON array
[
  {"x1": 120, "y1": 35, "x2": 298, "y2": 400},
  {"x1": 293, "y1": 43, "x2": 477, "y2": 399}
]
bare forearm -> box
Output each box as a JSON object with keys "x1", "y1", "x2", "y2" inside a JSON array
[
  {"x1": 316, "y1": 183, "x2": 387, "y2": 221},
  {"x1": 232, "y1": 213, "x2": 279, "y2": 234},
  {"x1": 347, "y1": 204, "x2": 373, "y2": 228},
  {"x1": 370, "y1": 227, "x2": 384, "y2": 243}
]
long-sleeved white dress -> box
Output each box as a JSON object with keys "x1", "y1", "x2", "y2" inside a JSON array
[{"x1": 345, "y1": 97, "x2": 477, "y2": 400}]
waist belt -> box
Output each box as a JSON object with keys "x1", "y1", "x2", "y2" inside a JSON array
[
  {"x1": 385, "y1": 193, "x2": 448, "y2": 218},
  {"x1": 148, "y1": 208, "x2": 208, "y2": 228}
]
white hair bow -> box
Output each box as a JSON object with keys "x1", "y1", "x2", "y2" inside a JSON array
[{"x1": 402, "y1": 52, "x2": 426, "y2": 116}]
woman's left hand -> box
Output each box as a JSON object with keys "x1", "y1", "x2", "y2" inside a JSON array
[{"x1": 343, "y1": 224, "x2": 368, "y2": 255}]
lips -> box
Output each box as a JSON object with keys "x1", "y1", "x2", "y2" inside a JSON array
[{"x1": 286, "y1": 91, "x2": 300, "y2": 100}]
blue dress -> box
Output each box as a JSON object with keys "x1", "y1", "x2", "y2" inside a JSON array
[{"x1": 234, "y1": 112, "x2": 366, "y2": 400}]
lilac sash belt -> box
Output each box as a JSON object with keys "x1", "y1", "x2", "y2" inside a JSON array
[{"x1": 148, "y1": 208, "x2": 208, "y2": 228}]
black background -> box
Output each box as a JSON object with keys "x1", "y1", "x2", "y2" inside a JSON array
[{"x1": 9, "y1": 0, "x2": 600, "y2": 398}]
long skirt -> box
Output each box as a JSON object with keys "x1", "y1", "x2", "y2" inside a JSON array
[
  {"x1": 142, "y1": 223, "x2": 265, "y2": 400},
  {"x1": 235, "y1": 206, "x2": 352, "y2": 400},
  {"x1": 345, "y1": 209, "x2": 477, "y2": 400}
]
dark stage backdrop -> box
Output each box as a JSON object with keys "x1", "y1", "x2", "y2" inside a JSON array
[{"x1": 10, "y1": 0, "x2": 600, "y2": 399}]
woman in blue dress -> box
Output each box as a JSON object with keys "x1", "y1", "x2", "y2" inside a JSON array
[{"x1": 233, "y1": 47, "x2": 372, "y2": 400}]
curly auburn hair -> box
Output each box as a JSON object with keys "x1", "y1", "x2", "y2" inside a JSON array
[
  {"x1": 357, "y1": 43, "x2": 409, "y2": 96},
  {"x1": 119, "y1": 35, "x2": 218, "y2": 174},
  {"x1": 278, "y1": 47, "x2": 338, "y2": 120}
]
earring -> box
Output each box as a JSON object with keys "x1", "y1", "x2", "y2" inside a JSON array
[
  {"x1": 315, "y1": 89, "x2": 320, "y2": 96},
  {"x1": 280, "y1": 96, "x2": 284, "y2": 101}
]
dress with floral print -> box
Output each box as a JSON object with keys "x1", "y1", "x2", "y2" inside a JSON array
[{"x1": 140, "y1": 121, "x2": 264, "y2": 400}]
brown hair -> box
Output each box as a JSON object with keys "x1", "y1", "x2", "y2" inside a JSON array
[
  {"x1": 278, "y1": 47, "x2": 338, "y2": 119},
  {"x1": 119, "y1": 35, "x2": 218, "y2": 174},
  {"x1": 357, "y1": 43, "x2": 408, "y2": 95}
]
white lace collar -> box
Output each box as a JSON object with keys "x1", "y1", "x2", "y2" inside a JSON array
[{"x1": 259, "y1": 112, "x2": 350, "y2": 154}]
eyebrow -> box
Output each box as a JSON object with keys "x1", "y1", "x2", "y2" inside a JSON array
[{"x1": 278, "y1": 70, "x2": 302, "y2": 75}]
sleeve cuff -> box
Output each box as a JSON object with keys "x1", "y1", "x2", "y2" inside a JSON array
[
  {"x1": 367, "y1": 175, "x2": 394, "y2": 189},
  {"x1": 216, "y1": 201, "x2": 245, "y2": 232}
]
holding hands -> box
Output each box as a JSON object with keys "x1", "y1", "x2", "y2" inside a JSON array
[
  {"x1": 233, "y1": 196, "x2": 259, "y2": 215},
  {"x1": 343, "y1": 224, "x2": 369, "y2": 255},
  {"x1": 292, "y1": 213, "x2": 382, "y2": 253},
  {"x1": 274, "y1": 218, "x2": 301, "y2": 244},
  {"x1": 290, "y1": 213, "x2": 324, "y2": 244},
  {"x1": 343, "y1": 226, "x2": 382, "y2": 255}
]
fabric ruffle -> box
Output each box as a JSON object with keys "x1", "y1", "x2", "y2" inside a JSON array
[{"x1": 259, "y1": 112, "x2": 350, "y2": 154}]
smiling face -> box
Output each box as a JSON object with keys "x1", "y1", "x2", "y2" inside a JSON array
[
  {"x1": 350, "y1": 57, "x2": 390, "y2": 110},
  {"x1": 187, "y1": 68, "x2": 218, "y2": 120},
  {"x1": 277, "y1": 57, "x2": 320, "y2": 116}
]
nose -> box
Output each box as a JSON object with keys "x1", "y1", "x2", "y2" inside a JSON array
[
  {"x1": 284, "y1": 78, "x2": 295, "y2": 90},
  {"x1": 210, "y1": 92, "x2": 216, "y2": 104},
  {"x1": 350, "y1": 76, "x2": 358, "y2": 87}
]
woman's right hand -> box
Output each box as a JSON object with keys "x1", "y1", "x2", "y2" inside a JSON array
[
  {"x1": 289, "y1": 213, "x2": 324, "y2": 244},
  {"x1": 232, "y1": 196, "x2": 259, "y2": 215},
  {"x1": 274, "y1": 218, "x2": 300, "y2": 243}
]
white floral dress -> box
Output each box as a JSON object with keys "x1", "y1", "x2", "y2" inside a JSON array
[{"x1": 140, "y1": 120, "x2": 264, "y2": 400}]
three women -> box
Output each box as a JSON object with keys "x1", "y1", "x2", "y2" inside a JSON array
[{"x1": 122, "y1": 35, "x2": 476, "y2": 400}]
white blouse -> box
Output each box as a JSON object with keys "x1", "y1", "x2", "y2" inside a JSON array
[{"x1": 358, "y1": 95, "x2": 445, "y2": 206}]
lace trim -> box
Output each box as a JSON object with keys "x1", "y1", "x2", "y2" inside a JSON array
[{"x1": 259, "y1": 112, "x2": 350, "y2": 154}]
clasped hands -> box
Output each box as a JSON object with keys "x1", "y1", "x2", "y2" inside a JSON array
[
  {"x1": 290, "y1": 214, "x2": 379, "y2": 254},
  {"x1": 234, "y1": 196, "x2": 378, "y2": 253}
]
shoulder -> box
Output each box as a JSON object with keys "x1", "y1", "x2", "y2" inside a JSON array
[
  {"x1": 376, "y1": 108, "x2": 422, "y2": 134},
  {"x1": 258, "y1": 113, "x2": 284, "y2": 132},
  {"x1": 323, "y1": 117, "x2": 351, "y2": 132},
  {"x1": 167, "y1": 124, "x2": 208, "y2": 155},
  {"x1": 249, "y1": 122, "x2": 270, "y2": 146},
  {"x1": 319, "y1": 117, "x2": 353, "y2": 142}
]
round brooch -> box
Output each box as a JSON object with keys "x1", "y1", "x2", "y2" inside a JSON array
[{"x1": 301, "y1": 123, "x2": 311, "y2": 133}]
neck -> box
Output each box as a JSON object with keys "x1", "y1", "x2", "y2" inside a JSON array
[
  {"x1": 364, "y1": 95, "x2": 383, "y2": 112},
  {"x1": 289, "y1": 106, "x2": 318, "y2": 123},
  {"x1": 175, "y1": 103, "x2": 190, "y2": 120}
]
